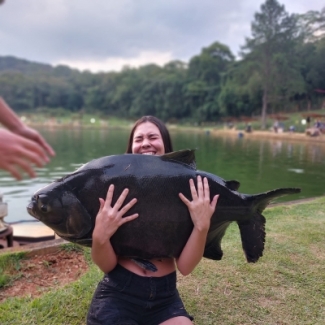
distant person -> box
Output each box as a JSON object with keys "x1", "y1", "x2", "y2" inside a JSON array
[
  {"x1": 305, "y1": 119, "x2": 324, "y2": 137},
  {"x1": 245, "y1": 123, "x2": 252, "y2": 133},
  {"x1": 314, "y1": 119, "x2": 321, "y2": 129},
  {"x1": 273, "y1": 120, "x2": 279, "y2": 133},
  {"x1": 0, "y1": 97, "x2": 55, "y2": 180}
]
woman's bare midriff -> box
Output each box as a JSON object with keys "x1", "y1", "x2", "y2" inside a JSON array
[{"x1": 118, "y1": 257, "x2": 176, "y2": 277}]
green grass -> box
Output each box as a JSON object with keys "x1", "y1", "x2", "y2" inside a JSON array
[
  {"x1": 1, "y1": 198, "x2": 325, "y2": 324},
  {"x1": 0, "y1": 251, "x2": 26, "y2": 288}
]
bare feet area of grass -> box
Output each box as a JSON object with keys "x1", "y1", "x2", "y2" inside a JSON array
[{"x1": 0, "y1": 248, "x2": 88, "y2": 302}]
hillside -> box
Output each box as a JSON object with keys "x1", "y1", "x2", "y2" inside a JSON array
[
  {"x1": 0, "y1": 56, "x2": 53, "y2": 75},
  {"x1": 0, "y1": 55, "x2": 82, "y2": 78}
]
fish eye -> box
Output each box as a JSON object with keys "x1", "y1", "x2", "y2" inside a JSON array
[
  {"x1": 40, "y1": 205, "x2": 48, "y2": 213},
  {"x1": 36, "y1": 194, "x2": 50, "y2": 213}
]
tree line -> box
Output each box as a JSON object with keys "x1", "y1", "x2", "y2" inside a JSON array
[{"x1": 0, "y1": 0, "x2": 324, "y2": 126}]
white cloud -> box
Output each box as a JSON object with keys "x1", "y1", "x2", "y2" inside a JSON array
[
  {"x1": 0, "y1": 0, "x2": 324, "y2": 71},
  {"x1": 55, "y1": 50, "x2": 174, "y2": 72}
]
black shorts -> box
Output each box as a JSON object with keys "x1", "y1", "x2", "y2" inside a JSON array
[{"x1": 87, "y1": 264, "x2": 193, "y2": 325}]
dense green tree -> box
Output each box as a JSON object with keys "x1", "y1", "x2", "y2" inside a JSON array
[
  {"x1": 295, "y1": 38, "x2": 325, "y2": 109},
  {"x1": 186, "y1": 42, "x2": 235, "y2": 122},
  {"x1": 0, "y1": 72, "x2": 34, "y2": 110},
  {"x1": 129, "y1": 62, "x2": 187, "y2": 121},
  {"x1": 1, "y1": 3, "x2": 325, "y2": 125},
  {"x1": 241, "y1": 0, "x2": 304, "y2": 128},
  {"x1": 218, "y1": 61, "x2": 263, "y2": 118},
  {"x1": 297, "y1": 7, "x2": 325, "y2": 42}
]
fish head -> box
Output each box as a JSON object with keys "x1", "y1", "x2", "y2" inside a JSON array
[{"x1": 27, "y1": 182, "x2": 92, "y2": 239}]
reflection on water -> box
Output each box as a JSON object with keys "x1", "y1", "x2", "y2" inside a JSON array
[
  {"x1": 1, "y1": 128, "x2": 325, "y2": 223},
  {"x1": 287, "y1": 168, "x2": 304, "y2": 174}
]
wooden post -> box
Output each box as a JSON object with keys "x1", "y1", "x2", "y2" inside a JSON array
[{"x1": 0, "y1": 190, "x2": 8, "y2": 231}]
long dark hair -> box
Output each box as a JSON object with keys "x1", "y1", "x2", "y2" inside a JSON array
[{"x1": 126, "y1": 116, "x2": 173, "y2": 154}]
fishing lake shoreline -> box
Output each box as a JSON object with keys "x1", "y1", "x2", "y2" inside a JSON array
[
  {"x1": 1, "y1": 119, "x2": 324, "y2": 230},
  {"x1": 26, "y1": 119, "x2": 325, "y2": 145}
]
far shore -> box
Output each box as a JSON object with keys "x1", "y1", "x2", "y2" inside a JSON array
[
  {"x1": 26, "y1": 119, "x2": 325, "y2": 145},
  {"x1": 210, "y1": 127, "x2": 325, "y2": 144}
]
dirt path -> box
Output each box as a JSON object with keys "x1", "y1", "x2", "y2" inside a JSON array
[{"x1": 0, "y1": 249, "x2": 89, "y2": 302}]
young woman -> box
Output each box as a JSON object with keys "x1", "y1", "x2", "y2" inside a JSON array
[{"x1": 87, "y1": 116, "x2": 219, "y2": 325}]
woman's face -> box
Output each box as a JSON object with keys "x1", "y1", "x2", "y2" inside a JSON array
[{"x1": 132, "y1": 122, "x2": 165, "y2": 155}]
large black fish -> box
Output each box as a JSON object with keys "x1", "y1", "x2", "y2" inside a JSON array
[{"x1": 27, "y1": 150, "x2": 300, "y2": 264}]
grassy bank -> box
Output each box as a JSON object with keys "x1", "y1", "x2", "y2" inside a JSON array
[
  {"x1": 0, "y1": 197, "x2": 324, "y2": 324},
  {"x1": 19, "y1": 107, "x2": 325, "y2": 132},
  {"x1": 18, "y1": 108, "x2": 325, "y2": 146}
]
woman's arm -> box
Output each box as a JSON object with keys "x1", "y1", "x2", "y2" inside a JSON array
[
  {"x1": 0, "y1": 97, "x2": 55, "y2": 156},
  {"x1": 91, "y1": 185, "x2": 138, "y2": 273},
  {"x1": 177, "y1": 176, "x2": 219, "y2": 276},
  {"x1": 0, "y1": 96, "x2": 25, "y2": 131}
]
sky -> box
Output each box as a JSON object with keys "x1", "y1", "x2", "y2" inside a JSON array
[{"x1": 0, "y1": 0, "x2": 323, "y2": 73}]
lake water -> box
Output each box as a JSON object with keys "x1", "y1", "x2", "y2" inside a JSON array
[{"x1": 1, "y1": 127, "x2": 324, "y2": 224}]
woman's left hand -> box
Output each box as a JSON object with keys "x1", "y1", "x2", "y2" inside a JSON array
[{"x1": 179, "y1": 175, "x2": 219, "y2": 232}]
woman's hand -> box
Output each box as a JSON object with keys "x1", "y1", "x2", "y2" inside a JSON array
[
  {"x1": 93, "y1": 184, "x2": 139, "y2": 243},
  {"x1": 177, "y1": 176, "x2": 219, "y2": 275},
  {"x1": 179, "y1": 175, "x2": 219, "y2": 232},
  {"x1": 91, "y1": 185, "x2": 138, "y2": 273}
]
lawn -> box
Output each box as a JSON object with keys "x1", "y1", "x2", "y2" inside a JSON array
[{"x1": 0, "y1": 197, "x2": 324, "y2": 325}]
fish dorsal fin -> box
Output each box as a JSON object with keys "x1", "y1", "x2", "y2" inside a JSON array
[
  {"x1": 161, "y1": 149, "x2": 196, "y2": 170},
  {"x1": 225, "y1": 180, "x2": 240, "y2": 191}
]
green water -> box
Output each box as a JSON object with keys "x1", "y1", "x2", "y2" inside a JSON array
[{"x1": 1, "y1": 127, "x2": 324, "y2": 223}]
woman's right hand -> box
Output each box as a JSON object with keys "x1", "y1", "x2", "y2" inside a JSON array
[{"x1": 92, "y1": 184, "x2": 139, "y2": 243}]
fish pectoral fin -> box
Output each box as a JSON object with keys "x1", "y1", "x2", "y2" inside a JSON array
[
  {"x1": 59, "y1": 195, "x2": 93, "y2": 239},
  {"x1": 237, "y1": 213, "x2": 266, "y2": 263},
  {"x1": 131, "y1": 258, "x2": 158, "y2": 272},
  {"x1": 203, "y1": 222, "x2": 230, "y2": 260}
]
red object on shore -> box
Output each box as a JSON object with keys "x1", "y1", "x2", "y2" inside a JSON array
[
  {"x1": 314, "y1": 89, "x2": 325, "y2": 93},
  {"x1": 301, "y1": 113, "x2": 325, "y2": 118}
]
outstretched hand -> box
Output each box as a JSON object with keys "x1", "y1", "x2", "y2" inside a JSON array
[
  {"x1": 179, "y1": 175, "x2": 219, "y2": 232},
  {"x1": 12, "y1": 125, "x2": 56, "y2": 157},
  {"x1": 0, "y1": 129, "x2": 52, "y2": 180},
  {"x1": 93, "y1": 185, "x2": 139, "y2": 242}
]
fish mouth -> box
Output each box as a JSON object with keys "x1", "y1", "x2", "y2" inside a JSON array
[{"x1": 26, "y1": 199, "x2": 40, "y2": 220}]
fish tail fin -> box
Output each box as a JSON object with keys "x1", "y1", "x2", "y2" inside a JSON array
[
  {"x1": 246, "y1": 188, "x2": 301, "y2": 215},
  {"x1": 237, "y1": 187, "x2": 300, "y2": 263},
  {"x1": 237, "y1": 213, "x2": 266, "y2": 263}
]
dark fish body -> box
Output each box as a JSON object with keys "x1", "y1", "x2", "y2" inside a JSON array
[{"x1": 27, "y1": 150, "x2": 301, "y2": 262}]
